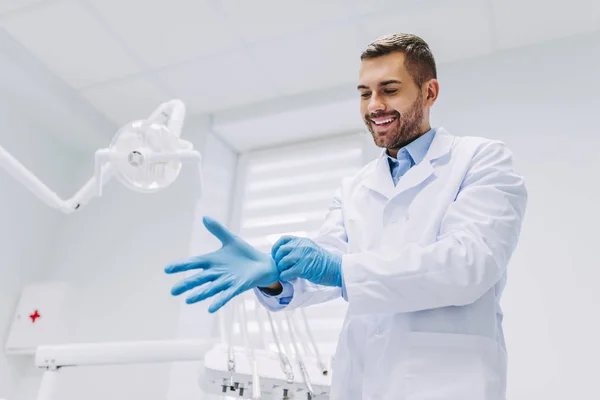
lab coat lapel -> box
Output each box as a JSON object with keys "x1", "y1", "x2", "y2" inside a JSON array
[
  {"x1": 360, "y1": 128, "x2": 455, "y2": 199},
  {"x1": 361, "y1": 153, "x2": 396, "y2": 199},
  {"x1": 392, "y1": 128, "x2": 455, "y2": 196},
  {"x1": 393, "y1": 160, "x2": 434, "y2": 194}
]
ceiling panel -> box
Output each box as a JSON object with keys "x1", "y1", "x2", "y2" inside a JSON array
[
  {"x1": 217, "y1": 0, "x2": 353, "y2": 44},
  {"x1": 0, "y1": 0, "x2": 46, "y2": 16},
  {"x1": 358, "y1": 0, "x2": 493, "y2": 65},
  {"x1": 80, "y1": 75, "x2": 172, "y2": 127},
  {"x1": 0, "y1": 1, "x2": 141, "y2": 89},
  {"x1": 250, "y1": 21, "x2": 364, "y2": 97},
  {"x1": 86, "y1": 0, "x2": 240, "y2": 70},
  {"x1": 214, "y1": 99, "x2": 365, "y2": 152},
  {"x1": 492, "y1": 0, "x2": 600, "y2": 50},
  {"x1": 156, "y1": 49, "x2": 281, "y2": 114},
  {"x1": 351, "y1": 0, "x2": 423, "y2": 16},
  {"x1": 2, "y1": 0, "x2": 597, "y2": 152}
]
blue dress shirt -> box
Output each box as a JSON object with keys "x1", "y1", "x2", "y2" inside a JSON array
[{"x1": 387, "y1": 128, "x2": 436, "y2": 186}]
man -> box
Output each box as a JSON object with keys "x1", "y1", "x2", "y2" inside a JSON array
[{"x1": 165, "y1": 33, "x2": 527, "y2": 399}]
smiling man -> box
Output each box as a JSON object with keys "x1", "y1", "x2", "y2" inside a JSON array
[
  {"x1": 166, "y1": 33, "x2": 528, "y2": 400},
  {"x1": 358, "y1": 39, "x2": 437, "y2": 158}
]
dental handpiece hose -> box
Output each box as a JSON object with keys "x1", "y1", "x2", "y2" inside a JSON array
[
  {"x1": 238, "y1": 299, "x2": 261, "y2": 400},
  {"x1": 300, "y1": 308, "x2": 328, "y2": 375},
  {"x1": 284, "y1": 312, "x2": 315, "y2": 399},
  {"x1": 267, "y1": 311, "x2": 294, "y2": 383}
]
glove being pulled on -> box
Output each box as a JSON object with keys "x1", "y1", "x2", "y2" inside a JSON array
[
  {"x1": 165, "y1": 216, "x2": 279, "y2": 313},
  {"x1": 271, "y1": 236, "x2": 342, "y2": 287}
]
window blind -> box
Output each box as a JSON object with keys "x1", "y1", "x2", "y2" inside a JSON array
[{"x1": 233, "y1": 133, "x2": 365, "y2": 359}]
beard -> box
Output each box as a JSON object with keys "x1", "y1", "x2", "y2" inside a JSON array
[{"x1": 364, "y1": 91, "x2": 425, "y2": 151}]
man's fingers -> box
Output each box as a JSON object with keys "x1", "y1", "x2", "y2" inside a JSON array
[
  {"x1": 164, "y1": 254, "x2": 213, "y2": 274},
  {"x1": 271, "y1": 235, "x2": 296, "y2": 259},
  {"x1": 208, "y1": 285, "x2": 244, "y2": 313},
  {"x1": 280, "y1": 266, "x2": 303, "y2": 282},
  {"x1": 274, "y1": 241, "x2": 301, "y2": 264},
  {"x1": 171, "y1": 270, "x2": 220, "y2": 296},
  {"x1": 276, "y1": 252, "x2": 299, "y2": 272},
  {"x1": 203, "y1": 216, "x2": 236, "y2": 246},
  {"x1": 186, "y1": 278, "x2": 231, "y2": 304}
]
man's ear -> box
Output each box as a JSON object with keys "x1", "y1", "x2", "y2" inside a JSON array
[{"x1": 425, "y1": 79, "x2": 439, "y2": 105}]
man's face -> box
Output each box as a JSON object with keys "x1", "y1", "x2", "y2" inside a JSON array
[{"x1": 358, "y1": 52, "x2": 433, "y2": 153}]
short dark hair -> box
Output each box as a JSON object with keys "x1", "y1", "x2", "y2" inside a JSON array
[{"x1": 361, "y1": 33, "x2": 437, "y2": 88}]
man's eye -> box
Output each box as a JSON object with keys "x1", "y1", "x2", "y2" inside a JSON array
[{"x1": 360, "y1": 93, "x2": 371, "y2": 98}]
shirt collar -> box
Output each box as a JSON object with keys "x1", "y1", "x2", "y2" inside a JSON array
[{"x1": 386, "y1": 127, "x2": 437, "y2": 165}]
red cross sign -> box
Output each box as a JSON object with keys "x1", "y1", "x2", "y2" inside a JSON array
[{"x1": 29, "y1": 309, "x2": 41, "y2": 323}]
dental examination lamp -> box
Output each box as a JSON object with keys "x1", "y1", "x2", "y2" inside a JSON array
[{"x1": 0, "y1": 99, "x2": 201, "y2": 213}]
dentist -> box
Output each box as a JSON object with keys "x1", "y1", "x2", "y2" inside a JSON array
[{"x1": 166, "y1": 33, "x2": 528, "y2": 400}]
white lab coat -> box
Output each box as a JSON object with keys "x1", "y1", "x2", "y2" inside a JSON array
[{"x1": 256, "y1": 128, "x2": 527, "y2": 400}]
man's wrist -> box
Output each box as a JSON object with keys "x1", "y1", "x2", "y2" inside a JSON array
[{"x1": 259, "y1": 282, "x2": 283, "y2": 296}]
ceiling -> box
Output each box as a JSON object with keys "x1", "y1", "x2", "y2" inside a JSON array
[{"x1": 0, "y1": 0, "x2": 598, "y2": 152}]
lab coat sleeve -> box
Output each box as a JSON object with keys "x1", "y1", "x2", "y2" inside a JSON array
[
  {"x1": 254, "y1": 187, "x2": 347, "y2": 311},
  {"x1": 342, "y1": 141, "x2": 528, "y2": 315},
  {"x1": 254, "y1": 281, "x2": 295, "y2": 312}
]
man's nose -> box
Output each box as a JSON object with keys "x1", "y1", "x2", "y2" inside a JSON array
[{"x1": 367, "y1": 94, "x2": 385, "y2": 114}]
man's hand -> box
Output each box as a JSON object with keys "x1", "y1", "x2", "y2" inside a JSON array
[
  {"x1": 165, "y1": 216, "x2": 279, "y2": 313},
  {"x1": 271, "y1": 236, "x2": 342, "y2": 287}
]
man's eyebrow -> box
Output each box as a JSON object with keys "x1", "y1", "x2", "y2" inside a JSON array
[
  {"x1": 380, "y1": 80, "x2": 402, "y2": 86},
  {"x1": 357, "y1": 80, "x2": 402, "y2": 90}
]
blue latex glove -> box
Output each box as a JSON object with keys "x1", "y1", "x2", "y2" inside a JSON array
[
  {"x1": 165, "y1": 216, "x2": 279, "y2": 313},
  {"x1": 271, "y1": 236, "x2": 342, "y2": 287}
]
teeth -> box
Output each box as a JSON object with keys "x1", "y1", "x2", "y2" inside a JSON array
[{"x1": 373, "y1": 117, "x2": 395, "y2": 125}]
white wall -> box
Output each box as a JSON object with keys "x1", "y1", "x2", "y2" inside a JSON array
[
  {"x1": 0, "y1": 29, "x2": 113, "y2": 400},
  {"x1": 0, "y1": 107, "x2": 82, "y2": 400},
  {"x1": 430, "y1": 31, "x2": 600, "y2": 399}
]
